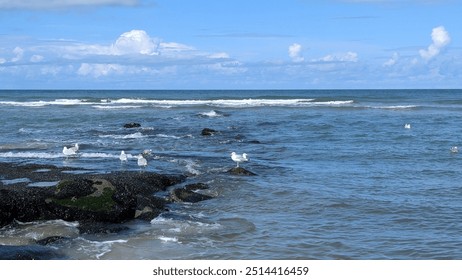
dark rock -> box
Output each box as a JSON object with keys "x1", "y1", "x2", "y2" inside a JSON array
[
  {"x1": 184, "y1": 183, "x2": 209, "y2": 191},
  {"x1": 0, "y1": 162, "x2": 186, "y2": 228},
  {"x1": 54, "y1": 179, "x2": 96, "y2": 199},
  {"x1": 36, "y1": 236, "x2": 70, "y2": 246},
  {"x1": 134, "y1": 195, "x2": 167, "y2": 221},
  {"x1": 77, "y1": 221, "x2": 130, "y2": 234},
  {"x1": 0, "y1": 245, "x2": 64, "y2": 260},
  {"x1": 201, "y1": 128, "x2": 217, "y2": 136},
  {"x1": 171, "y1": 188, "x2": 213, "y2": 203},
  {"x1": 227, "y1": 167, "x2": 257, "y2": 176},
  {"x1": 124, "y1": 122, "x2": 141, "y2": 128}
]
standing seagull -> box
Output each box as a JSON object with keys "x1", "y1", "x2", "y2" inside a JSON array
[
  {"x1": 136, "y1": 154, "x2": 148, "y2": 171},
  {"x1": 119, "y1": 151, "x2": 128, "y2": 162},
  {"x1": 231, "y1": 152, "x2": 249, "y2": 168}
]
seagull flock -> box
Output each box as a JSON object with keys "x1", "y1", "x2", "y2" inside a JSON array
[
  {"x1": 63, "y1": 142, "x2": 250, "y2": 170},
  {"x1": 61, "y1": 123, "x2": 458, "y2": 172}
]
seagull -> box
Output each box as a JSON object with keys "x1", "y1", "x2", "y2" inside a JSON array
[
  {"x1": 231, "y1": 152, "x2": 249, "y2": 168},
  {"x1": 63, "y1": 143, "x2": 79, "y2": 157},
  {"x1": 142, "y1": 149, "x2": 152, "y2": 157},
  {"x1": 404, "y1": 123, "x2": 411, "y2": 129},
  {"x1": 119, "y1": 151, "x2": 128, "y2": 162},
  {"x1": 136, "y1": 154, "x2": 148, "y2": 170},
  {"x1": 450, "y1": 146, "x2": 459, "y2": 153}
]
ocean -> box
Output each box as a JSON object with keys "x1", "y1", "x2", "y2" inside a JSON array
[{"x1": 0, "y1": 89, "x2": 461, "y2": 259}]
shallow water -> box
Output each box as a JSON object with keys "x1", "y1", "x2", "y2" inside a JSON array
[{"x1": 1, "y1": 89, "x2": 462, "y2": 259}]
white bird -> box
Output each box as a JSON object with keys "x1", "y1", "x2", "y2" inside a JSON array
[
  {"x1": 63, "y1": 143, "x2": 79, "y2": 157},
  {"x1": 231, "y1": 152, "x2": 249, "y2": 168},
  {"x1": 136, "y1": 154, "x2": 148, "y2": 169},
  {"x1": 450, "y1": 146, "x2": 459, "y2": 153},
  {"x1": 142, "y1": 149, "x2": 152, "y2": 156},
  {"x1": 119, "y1": 151, "x2": 128, "y2": 162},
  {"x1": 404, "y1": 123, "x2": 411, "y2": 129}
]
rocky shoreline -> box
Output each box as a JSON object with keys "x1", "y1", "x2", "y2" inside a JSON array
[{"x1": 0, "y1": 161, "x2": 255, "y2": 259}]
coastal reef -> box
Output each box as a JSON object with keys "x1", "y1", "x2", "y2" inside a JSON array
[{"x1": 0, "y1": 162, "x2": 194, "y2": 229}]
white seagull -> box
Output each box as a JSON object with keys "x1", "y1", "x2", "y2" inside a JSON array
[
  {"x1": 404, "y1": 123, "x2": 411, "y2": 129},
  {"x1": 119, "y1": 151, "x2": 128, "y2": 162},
  {"x1": 231, "y1": 152, "x2": 249, "y2": 168},
  {"x1": 63, "y1": 143, "x2": 79, "y2": 157},
  {"x1": 136, "y1": 154, "x2": 148, "y2": 170},
  {"x1": 450, "y1": 146, "x2": 459, "y2": 153}
]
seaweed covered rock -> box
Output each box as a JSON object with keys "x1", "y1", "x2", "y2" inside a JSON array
[
  {"x1": 227, "y1": 167, "x2": 257, "y2": 176},
  {"x1": 171, "y1": 188, "x2": 213, "y2": 203},
  {"x1": 0, "y1": 163, "x2": 186, "y2": 227}
]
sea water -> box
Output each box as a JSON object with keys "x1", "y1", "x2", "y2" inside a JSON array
[{"x1": 0, "y1": 89, "x2": 461, "y2": 259}]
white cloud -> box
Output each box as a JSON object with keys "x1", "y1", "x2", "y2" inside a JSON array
[
  {"x1": 317, "y1": 51, "x2": 358, "y2": 62},
  {"x1": 288, "y1": 43, "x2": 304, "y2": 62},
  {"x1": 11, "y1": 47, "x2": 24, "y2": 62},
  {"x1": 111, "y1": 30, "x2": 159, "y2": 56},
  {"x1": 30, "y1": 54, "x2": 44, "y2": 63},
  {"x1": 383, "y1": 52, "x2": 399, "y2": 66},
  {"x1": 78, "y1": 63, "x2": 123, "y2": 77},
  {"x1": 419, "y1": 26, "x2": 451, "y2": 60},
  {"x1": 0, "y1": 0, "x2": 139, "y2": 10}
]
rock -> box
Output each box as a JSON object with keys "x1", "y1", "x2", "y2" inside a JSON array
[
  {"x1": 201, "y1": 128, "x2": 217, "y2": 136},
  {"x1": 123, "y1": 122, "x2": 141, "y2": 128},
  {"x1": 171, "y1": 188, "x2": 213, "y2": 203},
  {"x1": 54, "y1": 179, "x2": 96, "y2": 199},
  {"x1": 134, "y1": 195, "x2": 167, "y2": 221},
  {"x1": 36, "y1": 236, "x2": 70, "y2": 246},
  {"x1": 0, "y1": 162, "x2": 186, "y2": 228},
  {"x1": 227, "y1": 167, "x2": 257, "y2": 176},
  {"x1": 184, "y1": 183, "x2": 209, "y2": 191},
  {"x1": 77, "y1": 221, "x2": 130, "y2": 234}
]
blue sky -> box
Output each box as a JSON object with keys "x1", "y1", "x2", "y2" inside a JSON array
[{"x1": 0, "y1": 0, "x2": 461, "y2": 89}]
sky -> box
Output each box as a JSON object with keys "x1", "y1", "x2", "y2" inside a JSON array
[{"x1": 0, "y1": 0, "x2": 461, "y2": 89}]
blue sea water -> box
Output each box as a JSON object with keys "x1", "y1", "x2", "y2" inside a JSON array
[{"x1": 0, "y1": 89, "x2": 461, "y2": 259}]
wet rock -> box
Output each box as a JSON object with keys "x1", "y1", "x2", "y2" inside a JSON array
[
  {"x1": 227, "y1": 167, "x2": 257, "y2": 176},
  {"x1": 184, "y1": 183, "x2": 209, "y2": 191},
  {"x1": 171, "y1": 188, "x2": 213, "y2": 203},
  {"x1": 201, "y1": 128, "x2": 218, "y2": 136},
  {"x1": 0, "y1": 163, "x2": 186, "y2": 227},
  {"x1": 123, "y1": 122, "x2": 141, "y2": 128},
  {"x1": 36, "y1": 236, "x2": 70, "y2": 246},
  {"x1": 134, "y1": 195, "x2": 167, "y2": 221},
  {"x1": 77, "y1": 221, "x2": 130, "y2": 234}
]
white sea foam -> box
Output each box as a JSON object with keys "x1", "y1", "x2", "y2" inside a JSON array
[
  {"x1": 199, "y1": 110, "x2": 223, "y2": 117},
  {"x1": 109, "y1": 98, "x2": 318, "y2": 108},
  {"x1": 158, "y1": 236, "x2": 179, "y2": 243},
  {"x1": 0, "y1": 99, "x2": 94, "y2": 107},
  {"x1": 0, "y1": 97, "x2": 359, "y2": 109},
  {"x1": 92, "y1": 105, "x2": 143, "y2": 110},
  {"x1": 371, "y1": 105, "x2": 418, "y2": 110},
  {"x1": 99, "y1": 132, "x2": 147, "y2": 139},
  {"x1": 80, "y1": 152, "x2": 120, "y2": 159},
  {"x1": 0, "y1": 151, "x2": 62, "y2": 159},
  {"x1": 156, "y1": 134, "x2": 181, "y2": 139},
  {"x1": 310, "y1": 100, "x2": 354, "y2": 106}
]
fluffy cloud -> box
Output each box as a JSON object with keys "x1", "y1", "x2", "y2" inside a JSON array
[
  {"x1": 317, "y1": 51, "x2": 358, "y2": 63},
  {"x1": 419, "y1": 26, "x2": 451, "y2": 60},
  {"x1": 111, "y1": 30, "x2": 159, "y2": 56},
  {"x1": 383, "y1": 52, "x2": 399, "y2": 67},
  {"x1": 11, "y1": 47, "x2": 24, "y2": 62},
  {"x1": 0, "y1": 0, "x2": 138, "y2": 10},
  {"x1": 288, "y1": 43, "x2": 304, "y2": 62}
]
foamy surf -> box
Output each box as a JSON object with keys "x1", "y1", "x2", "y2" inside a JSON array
[{"x1": 98, "y1": 132, "x2": 147, "y2": 139}]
